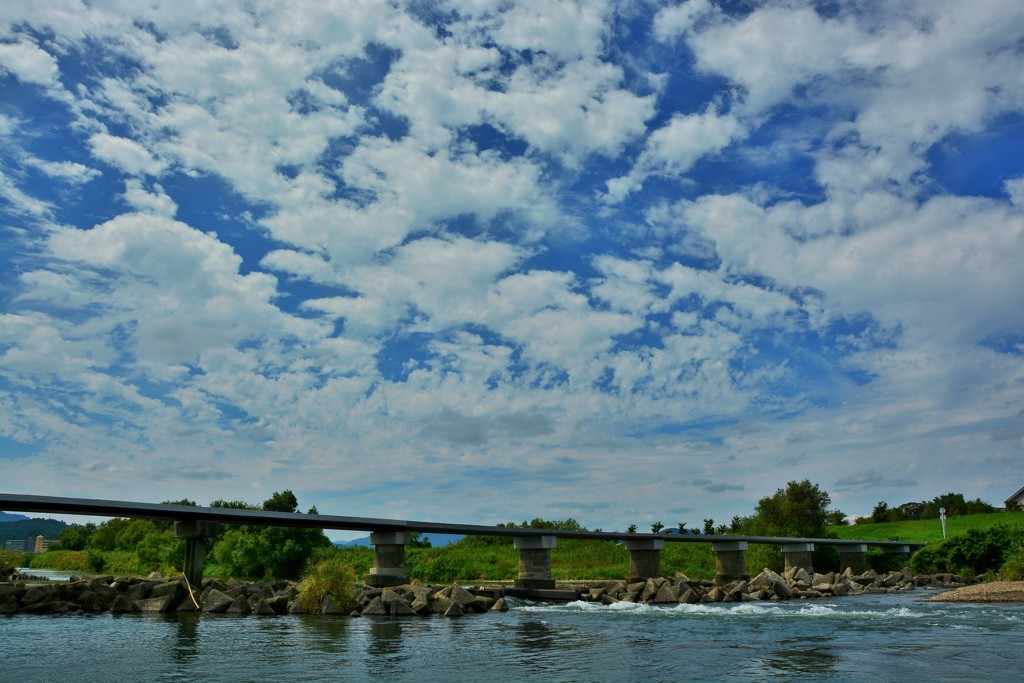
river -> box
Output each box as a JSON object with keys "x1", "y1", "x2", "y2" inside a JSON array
[{"x1": 2, "y1": 591, "x2": 1021, "y2": 682}]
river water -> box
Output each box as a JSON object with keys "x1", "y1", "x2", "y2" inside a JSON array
[{"x1": 2, "y1": 591, "x2": 1022, "y2": 682}]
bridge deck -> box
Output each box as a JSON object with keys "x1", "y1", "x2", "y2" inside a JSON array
[{"x1": 0, "y1": 493, "x2": 921, "y2": 549}]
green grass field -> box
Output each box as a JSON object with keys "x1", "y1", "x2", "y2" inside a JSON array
[{"x1": 830, "y1": 511, "x2": 1024, "y2": 544}]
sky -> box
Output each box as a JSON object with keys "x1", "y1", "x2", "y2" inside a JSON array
[{"x1": 1, "y1": 0, "x2": 1023, "y2": 540}]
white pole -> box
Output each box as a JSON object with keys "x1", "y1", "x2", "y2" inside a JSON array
[{"x1": 939, "y1": 507, "x2": 947, "y2": 539}]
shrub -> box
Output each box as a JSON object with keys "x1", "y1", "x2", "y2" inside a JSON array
[
  {"x1": 297, "y1": 556, "x2": 359, "y2": 613},
  {"x1": 25, "y1": 550, "x2": 92, "y2": 572},
  {"x1": 998, "y1": 548, "x2": 1024, "y2": 581},
  {"x1": 910, "y1": 525, "x2": 1024, "y2": 575},
  {"x1": 1, "y1": 549, "x2": 23, "y2": 576}
]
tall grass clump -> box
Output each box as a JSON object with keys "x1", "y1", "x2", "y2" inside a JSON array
[{"x1": 297, "y1": 555, "x2": 360, "y2": 613}]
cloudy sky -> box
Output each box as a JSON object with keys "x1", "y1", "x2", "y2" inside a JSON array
[{"x1": 2, "y1": 0, "x2": 1022, "y2": 538}]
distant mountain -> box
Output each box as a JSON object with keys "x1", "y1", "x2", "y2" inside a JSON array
[
  {"x1": 0, "y1": 518, "x2": 69, "y2": 542},
  {"x1": 0, "y1": 512, "x2": 29, "y2": 523},
  {"x1": 335, "y1": 532, "x2": 465, "y2": 548}
]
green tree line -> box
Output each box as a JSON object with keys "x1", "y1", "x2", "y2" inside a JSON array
[
  {"x1": 35, "y1": 490, "x2": 329, "y2": 580},
  {"x1": 859, "y1": 493, "x2": 996, "y2": 524}
]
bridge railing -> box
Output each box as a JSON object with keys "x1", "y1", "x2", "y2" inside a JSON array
[{"x1": 0, "y1": 493, "x2": 922, "y2": 589}]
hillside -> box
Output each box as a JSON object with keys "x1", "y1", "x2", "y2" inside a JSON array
[
  {"x1": 0, "y1": 513, "x2": 29, "y2": 523},
  {"x1": 829, "y1": 511, "x2": 1024, "y2": 544},
  {"x1": 0, "y1": 518, "x2": 68, "y2": 543}
]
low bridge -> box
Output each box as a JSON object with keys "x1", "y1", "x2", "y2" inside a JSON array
[{"x1": 0, "y1": 493, "x2": 922, "y2": 589}]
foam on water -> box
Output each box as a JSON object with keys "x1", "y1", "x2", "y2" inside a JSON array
[{"x1": 510, "y1": 597, "x2": 934, "y2": 622}]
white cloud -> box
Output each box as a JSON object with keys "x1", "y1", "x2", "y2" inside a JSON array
[
  {"x1": 1007, "y1": 177, "x2": 1024, "y2": 207},
  {"x1": 606, "y1": 108, "x2": 744, "y2": 202},
  {"x1": 375, "y1": 14, "x2": 655, "y2": 166},
  {"x1": 0, "y1": 39, "x2": 59, "y2": 85},
  {"x1": 681, "y1": 191, "x2": 1024, "y2": 348},
  {"x1": 122, "y1": 180, "x2": 177, "y2": 216},
  {"x1": 45, "y1": 213, "x2": 320, "y2": 364},
  {"x1": 89, "y1": 133, "x2": 164, "y2": 176},
  {"x1": 24, "y1": 158, "x2": 100, "y2": 184},
  {"x1": 493, "y1": 0, "x2": 610, "y2": 63}
]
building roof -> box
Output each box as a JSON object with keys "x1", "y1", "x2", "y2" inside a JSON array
[{"x1": 1006, "y1": 485, "x2": 1024, "y2": 505}]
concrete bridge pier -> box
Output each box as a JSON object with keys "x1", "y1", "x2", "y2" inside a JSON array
[
  {"x1": 838, "y1": 544, "x2": 869, "y2": 573},
  {"x1": 712, "y1": 541, "x2": 748, "y2": 585},
  {"x1": 514, "y1": 535, "x2": 557, "y2": 589},
  {"x1": 782, "y1": 542, "x2": 815, "y2": 573},
  {"x1": 624, "y1": 538, "x2": 664, "y2": 581},
  {"x1": 366, "y1": 531, "x2": 411, "y2": 587},
  {"x1": 173, "y1": 520, "x2": 220, "y2": 588}
]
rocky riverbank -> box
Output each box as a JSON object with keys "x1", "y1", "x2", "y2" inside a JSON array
[
  {"x1": 571, "y1": 565, "x2": 972, "y2": 606},
  {"x1": 926, "y1": 580, "x2": 1024, "y2": 603},
  {"x1": 1, "y1": 566, "x2": 974, "y2": 617}
]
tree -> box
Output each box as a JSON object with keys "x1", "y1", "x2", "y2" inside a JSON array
[
  {"x1": 870, "y1": 501, "x2": 891, "y2": 523},
  {"x1": 650, "y1": 521, "x2": 664, "y2": 534},
  {"x1": 59, "y1": 523, "x2": 96, "y2": 551},
  {"x1": 208, "y1": 491, "x2": 330, "y2": 579},
  {"x1": 626, "y1": 524, "x2": 637, "y2": 534},
  {"x1": 826, "y1": 510, "x2": 849, "y2": 526},
  {"x1": 745, "y1": 480, "x2": 840, "y2": 538},
  {"x1": 262, "y1": 490, "x2": 299, "y2": 513},
  {"x1": 703, "y1": 518, "x2": 715, "y2": 535},
  {"x1": 677, "y1": 522, "x2": 688, "y2": 534}
]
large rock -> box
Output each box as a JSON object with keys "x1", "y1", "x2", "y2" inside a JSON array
[
  {"x1": 77, "y1": 591, "x2": 110, "y2": 612},
  {"x1": 642, "y1": 578, "x2": 668, "y2": 602},
  {"x1": 21, "y1": 586, "x2": 54, "y2": 605},
  {"x1": 1, "y1": 595, "x2": 22, "y2": 614},
  {"x1": 448, "y1": 584, "x2": 477, "y2": 607},
  {"x1": 652, "y1": 582, "x2": 677, "y2": 604},
  {"x1": 226, "y1": 595, "x2": 250, "y2": 615},
  {"x1": 772, "y1": 579, "x2": 792, "y2": 599},
  {"x1": 266, "y1": 595, "x2": 290, "y2": 614},
  {"x1": 390, "y1": 599, "x2": 417, "y2": 616},
  {"x1": 361, "y1": 597, "x2": 387, "y2": 616},
  {"x1": 110, "y1": 595, "x2": 136, "y2": 613},
  {"x1": 252, "y1": 598, "x2": 277, "y2": 616},
  {"x1": 150, "y1": 580, "x2": 185, "y2": 605},
  {"x1": 705, "y1": 586, "x2": 726, "y2": 603},
  {"x1": 88, "y1": 579, "x2": 122, "y2": 602},
  {"x1": 749, "y1": 568, "x2": 782, "y2": 592},
  {"x1": 137, "y1": 595, "x2": 173, "y2": 612},
  {"x1": 202, "y1": 589, "x2": 234, "y2": 613},
  {"x1": 410, "y1": 596, "x2": 432, "y2": 615}
]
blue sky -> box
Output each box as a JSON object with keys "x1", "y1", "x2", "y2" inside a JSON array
[{"x1": 2, "y1": 0, "x2": 1023, "y2": 539}]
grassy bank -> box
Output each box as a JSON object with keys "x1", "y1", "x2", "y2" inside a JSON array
[{"x1": 829, "y1": 511, "x2": 1024, "y2": 544}]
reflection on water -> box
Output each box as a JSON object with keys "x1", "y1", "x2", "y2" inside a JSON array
[
  {"x1": 515, "y1": 619, "x2": 557, "y2": 651},
  {"x1": 364, "y1": 618, "x2": 412, "y2": 678},
  {"x1": 759, "y1": 637, "x2": 838, "y2": 676},
  {"x1": 171, "y1": 614, "x2": 199, "y2": 667}
]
